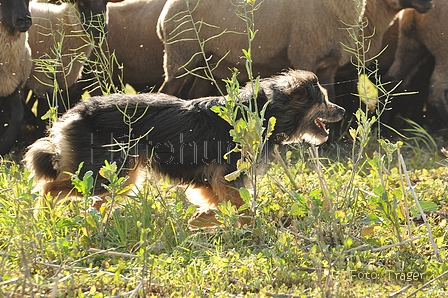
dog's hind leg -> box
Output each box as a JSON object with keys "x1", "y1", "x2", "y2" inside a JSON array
[
  {"x1": 33, "y1": 179, "x2": 77, "y2": 213},
  {"x1": 42, "y1": 179, "x2": 77, "y2": 199},
  {"x1": 35, "y1": 165, "x2": 143, "y2": 213}
]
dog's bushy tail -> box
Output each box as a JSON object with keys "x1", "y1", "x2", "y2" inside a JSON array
[{"x1": 23, "y1": 137, "x2": 59, "y2": 181}]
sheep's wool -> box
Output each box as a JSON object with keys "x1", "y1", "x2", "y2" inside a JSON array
[
  {"x1": 0, "y1": 26, "x2": 32, "y2": 97},
  {"x1": 26, "y1": 2, "x2": 92, "y2": 96}
]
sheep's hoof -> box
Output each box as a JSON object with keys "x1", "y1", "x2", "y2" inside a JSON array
[{"x1": 188, "y1": 210, "x2": 222, "y2": 229}]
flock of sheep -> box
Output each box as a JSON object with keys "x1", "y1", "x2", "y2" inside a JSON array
[{"x1": 0, "y1": 0, "x2": 446, "y2": 156}]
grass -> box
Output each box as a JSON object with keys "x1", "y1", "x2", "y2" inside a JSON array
[
  {"x1": 1, "y1": 142, "x2": 447, "y2": 297},
  {"x1": 2, "y1": 0, "x2": 448, "y2": 296}
]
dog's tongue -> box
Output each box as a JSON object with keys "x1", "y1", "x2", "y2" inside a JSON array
[{"x1": 315, "y1": 118, "x2": 326, "y2": 131}]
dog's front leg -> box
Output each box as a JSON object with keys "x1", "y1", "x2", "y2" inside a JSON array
[{"x1": 187, "y1": 177, "x2": 250, "y2": 229}]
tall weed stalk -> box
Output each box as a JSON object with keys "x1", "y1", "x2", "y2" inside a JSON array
[
  {"x1": 338, "y1": 0, "x2": 441, "y2": 252},
  {"x1": 169, "y1": 0, "x2": 276, "y2": 221}
]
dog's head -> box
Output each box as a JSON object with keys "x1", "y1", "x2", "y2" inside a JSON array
[{"x1": 256, "y1": 69, "x2": 345, "y2": 146}]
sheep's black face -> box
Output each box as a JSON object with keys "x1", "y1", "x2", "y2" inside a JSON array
[
  {"x1": 76, "y1": 0, "x2": 124, "y2": 39},
  {"x1": 75, "y1": 0, "x2": 106, "y2": 39},
  {"x1": 398, "y1": 0, "x2": 433, "y2": 13},
  {"x1": 0, "y1": 0, "x2": 32, "y2": 33},
  {"x1": 264, "y1": 70, "x2": 345, "y2": 145}
]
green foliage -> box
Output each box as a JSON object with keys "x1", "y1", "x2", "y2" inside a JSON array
[
  {"x1": 209, "y1": 0, "x2": 275, "y2": 221},
  {"x1": 2, "y1": 0, "x2": 447, "y2": 296},
  {"x1": 1, "y1": 139, "x2": 448, "y2": 296},
  {"x1": 66, "y1": 162, "x2": 94, "y2": 198},
  {"x1": 99, "y1": 160, "x2": 133, "y2": 196}
]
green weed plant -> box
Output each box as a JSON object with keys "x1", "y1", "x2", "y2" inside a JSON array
[{"x1": 0, "y1": 0, "x2": 447, "y2": 296}]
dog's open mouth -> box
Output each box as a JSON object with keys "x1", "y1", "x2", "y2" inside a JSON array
[
  {"x1": 295, "y1": 116, "x2": 338, "y2": 146},
  {"x1": 314, "y1": 118, "x2": 329, "y2": 135}
]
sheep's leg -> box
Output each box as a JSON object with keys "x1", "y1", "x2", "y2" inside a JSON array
[
  {"x1": 67, "y1": 72, "x2": 100, "y2": 101},
  {"x1": 36, "y1": 93, "x2": 50, "y2": 120},
  {"x1": 382, "y1": 36, "x2": 429, "y2": 130},
  {"x1": 187, "y1": 77, "x2": 223, "y2": 99},
  {"x1": 159, "y1": 75, "x2": 196, "y2": 98},
  {"x1": 159, "y1": 40, "x2": 203, "y2": 98},
  {"x1": 0, "y1": 89, "x2": 25, "y2": 155},
  {"x1": 381, "y1": 52, "x2": 433, "y2": 132},
  {"x1": 428, "y1": 66, "x2": 448, "y2": 126},
  {"x1": 22, "y1": 95, "x2": 46, "y2": 144},
  {"x1": 385, "y1": 39, "x2": 427, "y2": 82},
  {"x1": 25, "y1": 91, "x2": 50, "y2": 139}
]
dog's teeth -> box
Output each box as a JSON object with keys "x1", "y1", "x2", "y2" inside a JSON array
[
  {"x1": 315, "y1": 118, "x2": 326, "y2": 130},
  {"x1": 315, "y1": 118, "x2": 330, "y2": 134}
]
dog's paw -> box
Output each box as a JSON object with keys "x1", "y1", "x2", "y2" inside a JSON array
[{"x1": 188, "y1": 209, "x2": 222, "y2": 229}]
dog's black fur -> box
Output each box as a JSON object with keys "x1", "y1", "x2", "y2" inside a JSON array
[{"x1": 24, "y1": 70, "x2": 344, "y2": 227}]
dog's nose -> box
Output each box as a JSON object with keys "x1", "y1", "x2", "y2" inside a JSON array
[{"x1": 331, "y1": 104, "x2": 345, "y2": 122}]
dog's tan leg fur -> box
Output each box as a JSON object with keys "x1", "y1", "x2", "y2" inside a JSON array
[
  {"x1": 36, "y1": 165, "x2": 143, "y2": 211},
  {"x1": 42, "y1": 179, "x2": 76, "y2": 199},
  {"x1": 188, "y1": 165, "x2": 249, "y2": 228}
]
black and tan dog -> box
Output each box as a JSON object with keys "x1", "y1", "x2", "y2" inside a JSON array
[{"x1": 24, "y1": 70, "x2": 345, "y2": 227}]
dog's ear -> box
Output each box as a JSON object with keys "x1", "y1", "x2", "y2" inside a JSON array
[
  {"x1": 257, "y1": 87, "x2": 268, "y2": 102},
  {"x1": 279, "y1": 85, "x2": 312, "y2": 110},
  {"x1": 279, "y1": 74, "x2": 311, "y2": 100},
  {"x1": 287, "y1": 85, "x2": 309, "y2": 100}
]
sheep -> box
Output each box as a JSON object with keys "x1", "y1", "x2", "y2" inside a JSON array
[
  {"x1": 81, "y1": 0, "x2": 166, "y2": 95},
  {"x1": 0, "y1": 0, "x2": 33, "y2": 155},
  {"x1": 107, "y1": 0, "x2": 166, "y2": 91},
  {"x1": 32, "y1": 0, "x2": 117, "y2": 38},
  {"x1": 370, "y1": 11, "x2": 433, "y2": 131},
  {"x1": 332, "y1": 0, "x2": 433, "y2": 136},
  {"x1": 25, "y1": 0, "x2": 123, "y2": 118},
  {"x1": 362, "y1": 0, "x2": 433, "y2": 62},
  {"x1": 26, "y1": 2, "x2": 93, "y2": 102},
  {"x1": 335, "y1": 0, "x2": 430, "y2": 80},
  {"x1": 157, "y1": 0, "x2": 367, "y2": 99},
  {"x1": 376, "y1": 16, "x2": 400, "y2": 75},
  {"x1": 157, "y1": 0, "x2": 433, "y2": 100},
  {"x1": 333, "y1": 0, "x2": 431, "y2": 78},
  {"x1": 385, "y1": 0, "x2": 448, "y2": 126}
]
